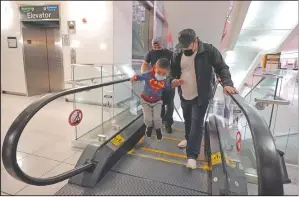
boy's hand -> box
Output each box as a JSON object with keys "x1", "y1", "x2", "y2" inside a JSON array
[
  {"x1": 171, "y1": 79, "x2": 184, "y2": 88},
  {"x1": 130, "y1": 75, "x2": 138, "y2": 82}
]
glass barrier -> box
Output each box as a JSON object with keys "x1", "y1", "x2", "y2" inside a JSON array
[
  {"x1": 65, "y1": 64, "x2": 143, "y2": 148},
  {"x1": 207, "y1": 86, "x2": 259, "y2": 194},
  {"x1": 243, "y1": 68, "x2": 298, "y2": 165}
]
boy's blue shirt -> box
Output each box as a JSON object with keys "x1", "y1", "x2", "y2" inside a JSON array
[{"x1": 134, "y1": 70, "x2": 172, "y2": 103}]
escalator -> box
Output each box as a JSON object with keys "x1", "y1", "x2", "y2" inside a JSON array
[
  {"x1": 2, "y1": 78, "x2": 289, "y2": 195},
  {"x1": 57, "y1": 121, "x2": 210, "y2": 195}
]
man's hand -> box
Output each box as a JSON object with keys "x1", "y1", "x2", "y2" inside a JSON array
[
  {"x1": 223, "y1": 86, "x2": 238, "y2": 95},
  {"x1": 141, "y1": 61, "x2": 149, "y2": 73},
  {"x1": 171, "y1": 79, "x2": 184, "y2": 88}
]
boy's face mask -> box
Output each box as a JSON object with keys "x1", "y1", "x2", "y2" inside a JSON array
[{"x1": 155, "y1": 73, "x2": 167, "y2": 81}]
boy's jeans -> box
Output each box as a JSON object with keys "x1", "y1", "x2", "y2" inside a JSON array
[
  {"x1": 141, "y1": 99, "x2": 163, "y2": 129},
  {"x1": 181, "y1": 97, "x2": 208, "y2": 159}
]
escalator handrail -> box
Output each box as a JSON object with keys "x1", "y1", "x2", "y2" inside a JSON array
[
  {"x1": 2, "y1": 78, "x2": 130, "y2": 186},
  {"x1": 228, "y1": 93, "x2": 284, "y2": 195}
]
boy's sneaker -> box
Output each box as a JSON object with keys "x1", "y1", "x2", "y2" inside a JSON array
[
  {"x1": 165, "y1": 125, "x2": 173, "y2": 133},
  {"x1": 178, "y1": 140, "x2": 187, "y2": 149},
  {"x1": 145, "y1": 127, "x2": 153, "y2": 137},
  {"x1": 156, "y1": 129, "x2": 163, "y2": 141}
]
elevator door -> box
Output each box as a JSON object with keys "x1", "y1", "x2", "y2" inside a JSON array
[{"x1": 22, "y1": 26, "x2": 64, "y2": 96}]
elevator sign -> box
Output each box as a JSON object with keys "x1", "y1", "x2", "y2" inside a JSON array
[{"x1": 19, "y1": 5, "x2": 60, "y2": 21}]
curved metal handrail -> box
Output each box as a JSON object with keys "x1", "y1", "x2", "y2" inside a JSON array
[
  {"x1": 229, "y1": 93, "x2": 284, "y2": 195},
  {"x1": 2, "y1": 78, "x2": 130, "y2": 186}
]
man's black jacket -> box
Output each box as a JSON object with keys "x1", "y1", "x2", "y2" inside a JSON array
[{"x1": 170, "y1": 40, "x2": 234, "y2": 105}]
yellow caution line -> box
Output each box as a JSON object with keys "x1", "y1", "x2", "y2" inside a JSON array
[
  {"x1": 174, "y1": 128, "x2": 184, "y2": 132},
  {"x1": 139, "y1": 147, "x2": 206, "y2": 162},
  {"x1": 128, "y1": 152, "x2": 211, "y2": 171},
  {"x1": 128, "y1": 136, "x2": 145, "y2": 154},
  {"x1": 151, "y1": 135, "x2": 205, "y2": 146},
  {"x1": 137, "y1": 136, "x2": 145, "y2": 146},
  {"x1": 151, "y1": 135, "x2": 183, "y2": 142},
  {"x1": 128, "y1": 137, "x2": 236, "y2": 169}
]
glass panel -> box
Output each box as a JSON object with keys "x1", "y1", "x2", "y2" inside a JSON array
[
  {"x1": 207, "y1": 86, "x2": 259, "y2": 193},
  {"x1": 70, "y1": 64, "x2": 143, "y2": 148},
  {"x1": 243, "y1": 68, "x2": 298, "y2": 165},
  {"x1": 132, "y1": 1, "x2": 151, "y2": 59}
]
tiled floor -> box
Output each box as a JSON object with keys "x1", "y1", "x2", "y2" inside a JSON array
[{"x1": 1, "y1": 93, "x2": 124, "y2": 195}]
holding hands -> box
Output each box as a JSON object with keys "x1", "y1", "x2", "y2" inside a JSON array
[{"x1": 171, "y1": 79, "x2": 184, "y2": 88}]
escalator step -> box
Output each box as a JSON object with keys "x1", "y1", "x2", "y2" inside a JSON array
[
  {"x1": 56, "y1": 171, "x2": 208, "y2": 195},
  {"x1": 111, "y1": 154, "x2": 210, "y2": 193}
]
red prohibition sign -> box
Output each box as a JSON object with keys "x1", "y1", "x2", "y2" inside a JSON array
[
  {"x1": 236, "y1": 131, "x2": 242, "y2": 152},
  {"x1": 68, "y1": 109, "x2": 83, "y2": 126}
]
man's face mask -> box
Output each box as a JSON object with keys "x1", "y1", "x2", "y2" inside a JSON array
[
  {"x1": 183, "y1": 41, "x2": 196, "y2": 56},
  {"x1": 153, "y1": 44, "x2": 162, "y2": 51}
]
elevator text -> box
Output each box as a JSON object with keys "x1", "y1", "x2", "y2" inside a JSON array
[{"x1": 27, "y1": 12, "x2": 52, "y2": 19}]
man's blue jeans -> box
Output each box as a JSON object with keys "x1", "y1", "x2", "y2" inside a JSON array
[{"x1": 181, "y1": 97, "x2": 208, "y2": 159}]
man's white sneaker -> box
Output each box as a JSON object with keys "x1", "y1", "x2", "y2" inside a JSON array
[
  {"x1": 186, "y1": 159, "x2": 197, "y2": 169},
  {"x1": 178, "y1": 140, "x2": 187, "y2": 148}
]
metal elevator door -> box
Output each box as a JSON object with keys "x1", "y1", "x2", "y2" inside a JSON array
[{"x1": 22, "y1": 26, "x2": 64, "y2": 96}]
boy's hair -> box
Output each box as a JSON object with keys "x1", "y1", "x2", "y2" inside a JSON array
[{"x1": 156, "y1": 58, "x2": 170, "y2": 70}]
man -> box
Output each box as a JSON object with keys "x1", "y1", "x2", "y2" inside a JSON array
[
  {"x1": 170, "y1": 29, "x2": 237, "y2": 169},
  {"x1": 141, "y1": 38, "x2": 175, "y2": 133}
]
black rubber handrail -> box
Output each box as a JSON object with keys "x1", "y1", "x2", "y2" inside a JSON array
[
  {"x1": 2, "y1": 78, "x2": 130, "y2": 186},
  {"x1": 229, "y1": 93, "x2": 284, "y2": 195}
]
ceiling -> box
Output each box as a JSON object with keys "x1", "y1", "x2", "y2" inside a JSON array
[
  {"x1": 236, "y1": 1, "x2": 298, "y2": 51},
  {"x1": 164, "y1": 1, "x2": 229, "y2": 48},
  {"x1": 226, "y1": 1, "x2": 298, "y2": 88}
]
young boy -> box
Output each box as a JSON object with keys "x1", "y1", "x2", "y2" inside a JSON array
[{"x1": 130, "y1": 58, "x2": 174, "y2": 140}]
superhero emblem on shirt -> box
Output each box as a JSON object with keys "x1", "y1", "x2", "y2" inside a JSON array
[{"x1": 148, "y1": 78, "x2": 166, "y2": 91}]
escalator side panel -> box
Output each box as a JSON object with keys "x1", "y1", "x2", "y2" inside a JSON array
[
  {"x1": 206, "y1": 116, "x2": 227, "y2": 195},
  {"x1": 68, "y1": 115, "x2": 145, "y2": 188},
  {"x1": 56, "y1": 171, "x2": 206, "y2": 195},
  {"x1": 69, "y1": 144, "x2": 113, "y2": 187},
  {"x1": 210, "y1": 115, "x2": 248, "y2": 195}
]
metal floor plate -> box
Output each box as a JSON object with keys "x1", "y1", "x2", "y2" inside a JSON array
[{"x1": 56, "y1": 171, "x2": 207, "y2": 195}]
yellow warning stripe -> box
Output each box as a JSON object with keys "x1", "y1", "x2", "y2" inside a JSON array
[
  {"x1": 139, "y1": 147, "x2": 206, "y2": 162},
  {"x1": 128, "y1": 136, "x2": 145, "y2": 154},
  {"x1": 128, "y1": 151, "x2": 211, "y2": 171},
  {"x1": 130, "y1": 136, "x2": 205, "y2": 160},
  {"x1": 174, "y1": 128, "x2": 184, "y2": 132},
  {"x1": 137, "y1": 136, "x2": 145, "y2": 146},
  {"x1": 140, "y1": 147, "x2": 187, "y2": 159},
  {"x1": 151, "y1": 135, "x2": 183, "y2": 142},
  {"x1": 148, "y1": 135, "x2": 205, "y2": 146}
]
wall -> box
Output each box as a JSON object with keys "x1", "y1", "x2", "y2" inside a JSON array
[
  {"x1": 220, "y1": 1, "x2": 251, "y2": 53},
  {"x1": 112, "y1": 1, "x2": 133, "y2": 104},
  {"x1": 164, "y1": 1, "x2": 229, "y2": 49},
  {"x1": 1, "y1": 1, "x2": 133, "y2": 103},
  {"x1": 1, "y1": 1, "x2": 27, "y2": 94}
]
